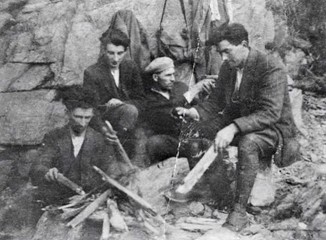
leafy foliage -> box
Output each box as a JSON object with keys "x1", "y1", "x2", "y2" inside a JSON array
[{"x1": 266, "y1": 0, "x2": 326, "y2": 75}]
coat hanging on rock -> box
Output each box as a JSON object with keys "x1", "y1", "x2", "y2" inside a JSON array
[{"x1": 100, "y1": 10, "x2": 153, "y2": 71}]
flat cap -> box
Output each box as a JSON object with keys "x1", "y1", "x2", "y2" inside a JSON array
[{"x1": 145, "y1": 57, "x2": 174, "y2": 74}]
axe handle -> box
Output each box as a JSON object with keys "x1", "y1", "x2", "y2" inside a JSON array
[{"x1": 57, "y1": 173, "x2": 85, "y2": 195}]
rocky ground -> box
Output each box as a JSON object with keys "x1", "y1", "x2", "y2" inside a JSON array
[{"x1": 0, "y1": 91, "x2": 326, "y2": 240}]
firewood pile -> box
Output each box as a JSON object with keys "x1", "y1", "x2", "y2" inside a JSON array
[
  {"x1": 33, "y1": 166, "x2": 168, "y2": 240},
  {"x1": 32, "y1": 154, "x2": 235, "y2": 240}
]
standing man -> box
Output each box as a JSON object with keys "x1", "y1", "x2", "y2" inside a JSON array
[
  {"x1": 143, "y1": 57, "x2": 215, "y2": 163},
  {"x1": 83, "y1": 29, "x2": 145, "y2": 138},
  {"x1": 176, "y1": 23, "x2": 297, "y2": 231},
  {"x1": 30, "y1": 86, "x2": 130, "y2": 205}
]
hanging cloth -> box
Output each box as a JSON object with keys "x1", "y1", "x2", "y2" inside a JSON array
[
  {"x1": 100, "y1": 10, "x2": 153, "y2": 71},
  {"x1": 156, "y1": 0, "x2": 191, "y2": 62}
]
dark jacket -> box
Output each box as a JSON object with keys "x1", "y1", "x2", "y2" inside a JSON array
[
  {"x1": 83, "y1": 57, "x2": 145, "y2": 110},
  {"x1": 30, "y1": 126, "x2": 125, "y2": 191},
  {"x1": 144, "y1": 82, "x2": 189, "y2": 137},
  {"x1": 195, "y1": 49, "x2": 296, "y2": 139}
]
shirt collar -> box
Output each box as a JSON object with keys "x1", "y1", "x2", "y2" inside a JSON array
[{"x1": 151, "y1": 88, "x2": 171, "y2": 100}]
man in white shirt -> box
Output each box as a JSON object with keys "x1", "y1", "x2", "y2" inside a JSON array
[{"x1": 83, "y1": 29, "x2": 145, "y2": 139}]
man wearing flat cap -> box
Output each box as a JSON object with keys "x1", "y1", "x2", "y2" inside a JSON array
[{"x1": 142, "y1": 57, "x2": 215, "y2": 164}]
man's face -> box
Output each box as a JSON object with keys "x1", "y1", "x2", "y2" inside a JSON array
[
  {"x1": 106, "y1": 43, "x2": 127, "y2": 69},
  {"x1": 154, "y1": 67, "x2": 176, "y2": 91},
  {"x1": 69, "y1": 108, "x2": 94, "y2": 135},
  {"x1": 218, "y1": 40, "x2": 247, "y2": 68}
]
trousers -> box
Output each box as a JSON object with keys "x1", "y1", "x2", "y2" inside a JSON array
[{"x1": 185, "y1": 117, "x2": 279, "y2": 211}]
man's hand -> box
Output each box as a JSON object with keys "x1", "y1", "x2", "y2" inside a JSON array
[
  {"x1": 106, "y1": 98, "x2": 124, "y2": 108},
  {"x1": 184, "y1": 79, "x2": 215, "y2": 103},
  {"x1": 45, "y1": 167, "x2": 59, "y2": 182},
  {"x1": 174, "y1": 107, "x2": 200, "y2": 121},
  {"x1": 193, "y1": 78, "x2": 216, "y2": 93},
  {"x1": 214, "y1": 123, "x2": 239, "y2": 153},
  {"x1": 101, "y1": 126, "x2": 119, "y2": 143}
]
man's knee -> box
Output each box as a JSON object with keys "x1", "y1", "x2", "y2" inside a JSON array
[
  {"x1": 147, "y1": 135, "x2": 167, "y2": 150},
  {"x1": 238, "y1": 133, "x2": 261, "y2": 152},
  {"x1": 237, "y1": 132, "x2": 275, "y2": 160},
  {"x1": 120, "y1": 103, "x2": 139, "y2": 119},
  {"x1": 110, "y1": 103, "x2": 139, "y2": 132},
  {"x1": 146, "y1": 135, "x2": 179, "y2": 163}
]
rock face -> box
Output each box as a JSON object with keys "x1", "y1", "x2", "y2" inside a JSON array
[
  {"x1": 0, "y1": 90, "x2": 67, "y2": 145},
  {"x1": 0, "y1": 0, "x2": 275, "y2": 145},
  {"x1": 230, "y1": 0, "x2": 275, "y2": 51}
]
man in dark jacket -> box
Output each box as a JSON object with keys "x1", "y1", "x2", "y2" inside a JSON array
[
  {"x1": 30, "y1": 86, "x2": 130, "y2": 205},
  {"x1": 83, "y1": 29, "x2": 145, "y2": 138},
  {"x1": 176, "y1": 23, "x2": 297, "y2": 231},
  {"x1": 143, "y1": 57, "x2": 215, "y2": 163}
]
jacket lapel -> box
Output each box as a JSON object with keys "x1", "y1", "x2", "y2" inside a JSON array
[
  {"x1": 239, "y1": 49, "x2": 258, "y2": 100},
  {"x1": 99, "y1": 60, "x2": 120, "y2": 97},
  {"x1": 57, "y1": 127, "x2": 74, "y2": 174},
  {"x1": 79, "y1": 128, "x2": 94, "y2": 169},
  {"x1": 119, "y1": 61, "x2": 130, "y2": 98}
]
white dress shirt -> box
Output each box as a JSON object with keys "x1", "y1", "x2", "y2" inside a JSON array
[
  {"x1": 71, "y1": 130, "x2": 86, "y2": 157},
  {"x1": 111, "y1": 69, "x2": 120, "y2": 88}
]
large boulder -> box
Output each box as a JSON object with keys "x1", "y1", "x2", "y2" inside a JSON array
[
  {"x1": 0, "y1": 0, "x2": 277, "y2": 144},
  {"x1": 0, "y1": 63, "x2": 29, "y2": 92},
  {"x1": 1, "y1": 0, "x2": 276, "y2": 88},
  {"x1": 60, "y1": 0, "x2": 190, "y2": 85},
  {"x1": 0, "y1": 90, "x2": 67, "y2": 145}
]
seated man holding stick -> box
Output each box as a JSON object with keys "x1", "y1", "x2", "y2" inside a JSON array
[
  {"x1": 175, "y1": 23, "x2": 298, "y2": 231},
  {"x1": 30, "y1": 86, "x2": 131, "y2": 206}
]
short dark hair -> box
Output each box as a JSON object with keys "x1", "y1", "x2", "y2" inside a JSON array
[
  {"x1": 55, "y1": 85, "x2": 98, "y2": 111},
  {"x1": 100, "y1": 29, "x2": 130, "y2": 50},
  {"x1": 207, "y1": 23, "x2": 249, "y2": 46}
]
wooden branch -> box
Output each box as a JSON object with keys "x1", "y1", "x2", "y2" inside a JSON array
[
  {"x1": 67, "y1": 189, "x2": 110, "y2": 228},
  {"x1": 57, "y1": 173, "x2": 85, "y2": 195},
  {"x1": 58, "y1": 183, "x2": 108, "y2": 210},
  {"x1": 176, "y1": 222, "x2": 217, "y2": 232},
  {"x1": 176, "y1": 145, "x2": 219, "y2": 194},
  {"x1": 61, "y1": 205, "x2": 87, "y2": 220},
  {"x1": 93, "y1": 166, "x2": 157, "y2": 216},
  {"x1": 105, "y1": 121, "x2": 134, "y2": 168}
]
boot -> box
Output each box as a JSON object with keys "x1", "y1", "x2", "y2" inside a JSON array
[
  {"x1": 223, "y1": 137, "x2": 260, "y2": 232},
  {"x1": 223, "y1": 204, "x2": 249, "y2": 231}
]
